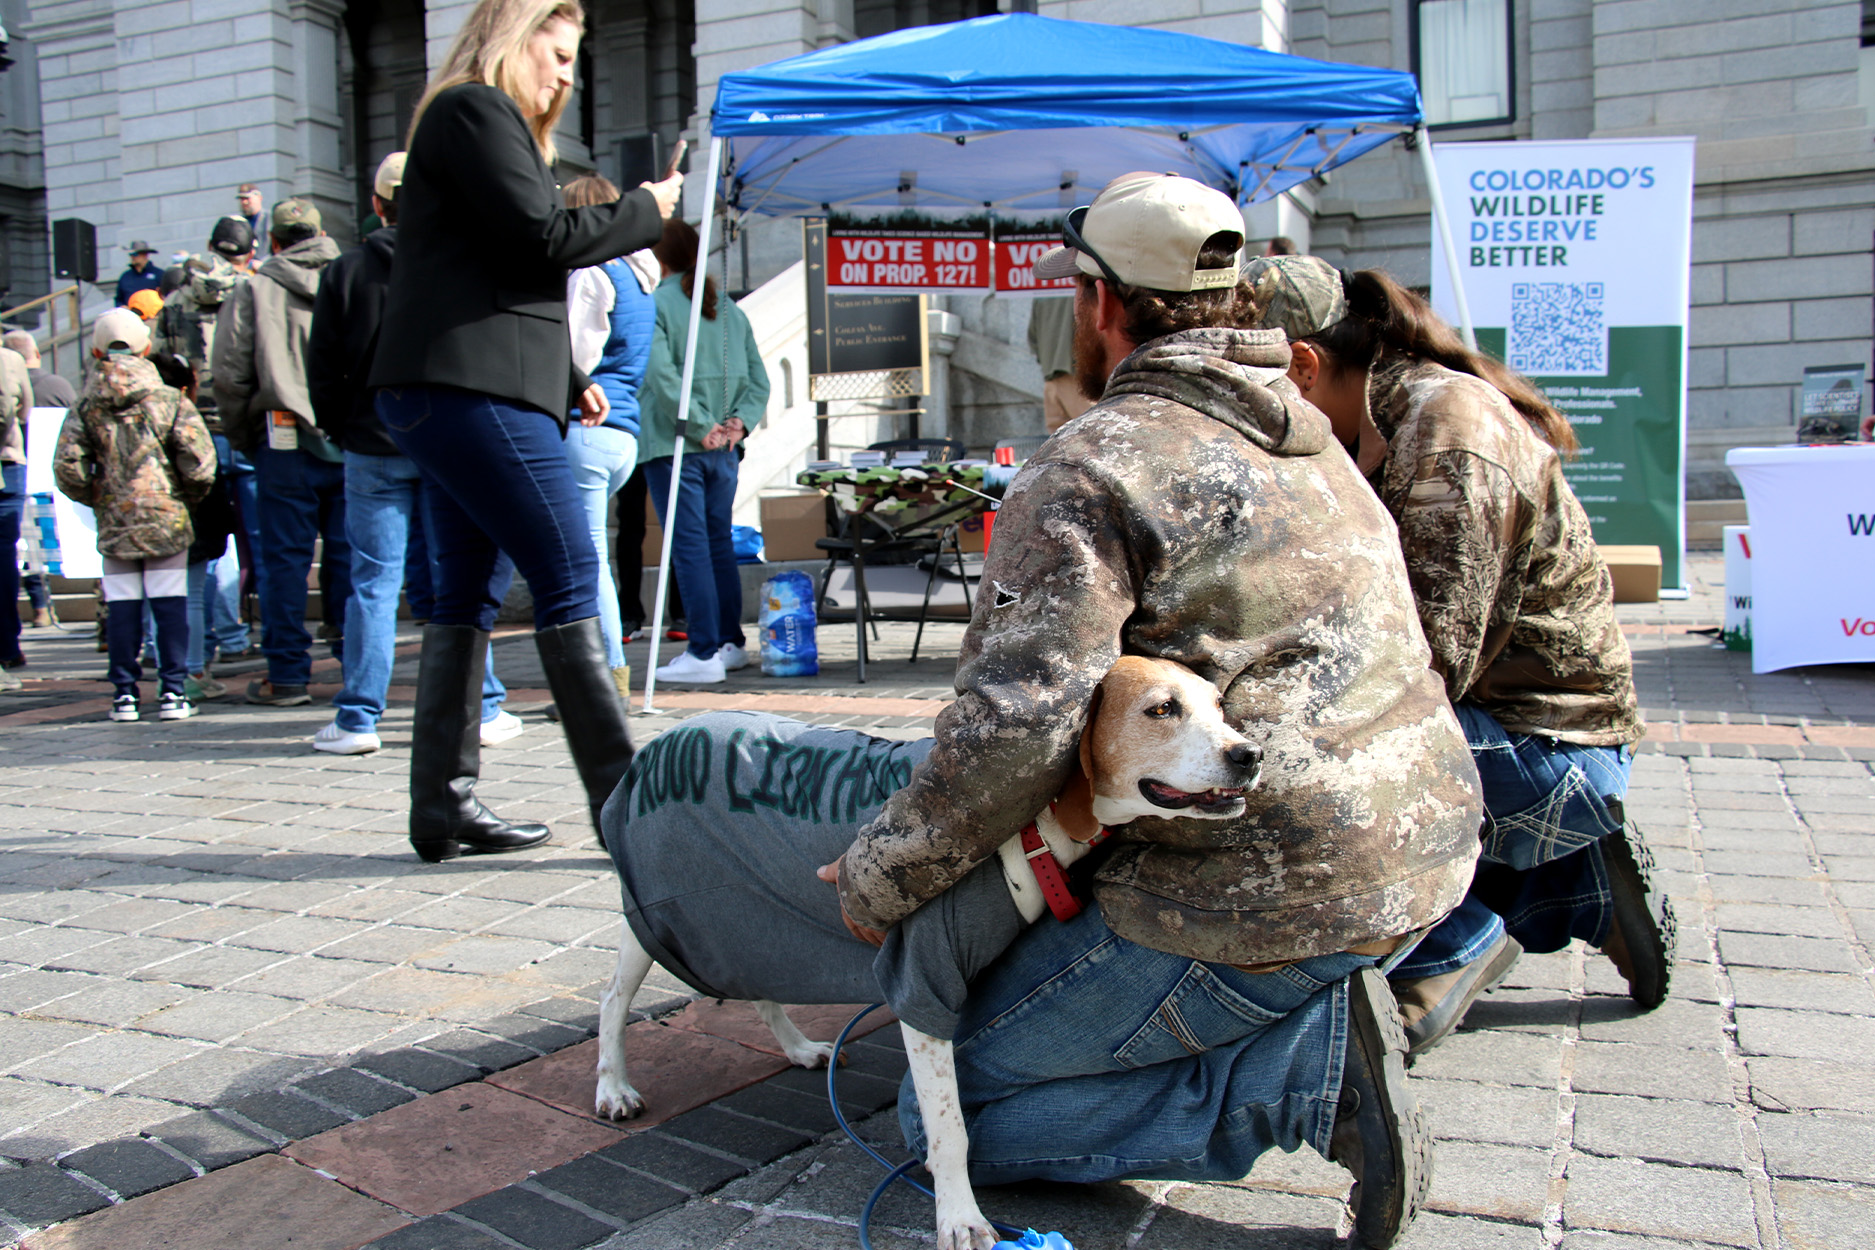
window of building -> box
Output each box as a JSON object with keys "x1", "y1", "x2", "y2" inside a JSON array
[{"x1": 1413, "y1": 0, "x2": 1513, "y2": 128}]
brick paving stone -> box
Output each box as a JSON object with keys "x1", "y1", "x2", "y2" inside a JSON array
[
  {"x1": 585, "y1": 1201, "x2": 754, "y2": 1249},
  {"x1": 133, "y1": 990, "x2": 299, "y2": 1042},
  {"x1": 1571, "y1": 1040, "x2": 1736, "y2": 1103},
  {"x1": 363, "y1": 1214, "x2": 512, "y2": 1249},
  {"x1": 1728, "y1": 967, "x2": 1875, "y2": 1014},
  {"x1": 1138, "y1": 1185, "x2": 1343, "y2": 1248},
  {"x1": 1405, "y1": 1029, "x2": 1563, "y2": 1088},
  {"x1": 450, "y1": 1185, "x2": 617, "y2": 1250},
  {"x1": 0, "y1": 1163, "x2": 110, "y2": 1226},
  {"x1": 532, "y1": 1154, "x2": 688, "y2": 1224},
  {"x1": 593, "y1": 1132, "x2": 751, "y2": 1194},
  {"x1": 120, "y1": 1045, "x2": 316, "y2": 1107},
  {"x1": 487, "y1": 1032, "x2": 787, "y2": 1129},
  {"x1": 1414, "y1": 1079, "x2": 1559, "y2": 1150},
  {"x1": 1714, "y1": 932, "x2": 1862, "y2": 974},
  {"x1": 1575, "y1": 995, "x2": 1728, "y2": 1049},
  {"x1": 354, "y1": 1046, "x2": 485, "y2": 1094},
  {"x1": 411, "y1": 934, "x2": 564, "y2": 976},
  {"x1": 58, "y1": 1138, "x2": 197, "y2": 1198},
  {"x1": 1712, "y1": 901, "x2": 1844, "y2": 939},
  {"x1": 14, "y1": 1030, "x2": 205, "y2": 1091},
  {"x1": 126, "y1": 944, "x2": 286, "y2": 989},
  {"x1": 221, "y1": 954, "x2": 383, "y2": 1001},
  {"x1": 1734, "y1": 1006, "x2": 1875, "y2": 1061},
  {"x1": 17, "y1": 1153, "x2": 409, "y2": 1250},
  {"x1": 1572, "y1": 1093, "x2": 1745, "y2": 1171},
  {"x1": 1390, "y1": 1209, "x2": 1547, "y2": 1248},
  {"x1": 31, "y1": 978, "x2": 193, "y2": 1027},
  {"x1": 1747, "y1": 1056, "x2": 1875, "y2": 1115},
  {"x1": 420, "y1": 1029, "x2": 538, "y2": 1074},
  {"x1": 655, "y1": 1106, "x2": 814, "y2": 1166},
  {"x1": 1564, "y1": 1156, "x2": 1756, "y2": 1247},
  {"x1": 224, "y1": 1090, "x2": 350, "y2": 1140},
  {"x1": 470, "y1": 1012, "x2": 592, "y2": 1055},
  {"x1": 1754, "y1": 1110, "x2": 1875, "y2": 1185},
  {"x1": 284, "y1": 1083, "x2": 622, "y2": 1218},
  {"x1": 713, "y1": 1082, "x2": 841, "y2": 1136},
  {"x1": 293, "y1": 1067, "x2": 418, "y2": 1118},
  {"x1": 0, "y1": 1094, "x2": 194, "y2": 1163},
  {"x1": 142, "y1": 1110, "x2": 275, "y2": 1171},
  {"x1": 1772, "y1": 1178, "x2": 1875, "y2": 1247}
]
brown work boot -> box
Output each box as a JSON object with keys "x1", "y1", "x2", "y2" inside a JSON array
[
  {"x1": 31, "y1": 606, "x2": 53, "y2": 628},
  {"x1": 1331, "y1": 966, "x2": 1433, "y2": 1248},
  {"x1": 1389, "y1": 931, "x2": 1521, "y2": 1060},
  {"x1": 1600, "y1": 818, "x2": 1675, "y2": 1009}
]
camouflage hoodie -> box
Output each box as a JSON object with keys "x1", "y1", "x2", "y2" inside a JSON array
[
  {"x1": 838, "y1": 327, "x2": 1482, "y2": 966},
  {"x1": 1366, "y1": 356, "x2": 1643, "y2": 747},
  {"x1": 52, "y1": 355, "x2": 216, "y2": 559},
  {"x1": 151, "y1": 256, "x2": 243, "y2": 426}
]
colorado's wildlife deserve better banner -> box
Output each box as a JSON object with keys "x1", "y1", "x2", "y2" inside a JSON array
[{"x1": 1431, "y1": 137, "x2": 1695, "y2": 590}]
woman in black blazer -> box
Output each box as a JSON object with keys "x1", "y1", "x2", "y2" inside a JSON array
[{"x1": 369, "y1": 0, "x2": 681, "y2": 862}]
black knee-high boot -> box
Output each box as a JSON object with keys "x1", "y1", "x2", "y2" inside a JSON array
[
  {"x1": 409, "y1": 623, "x2": 550, "y2": 862},
  {"x1": 534, "y1": 617, "x2": 636, "y2": 831}
]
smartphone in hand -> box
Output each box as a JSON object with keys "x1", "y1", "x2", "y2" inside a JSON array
[{"x1": 663, "y1": 138, "x2": 688, "y2": 181}]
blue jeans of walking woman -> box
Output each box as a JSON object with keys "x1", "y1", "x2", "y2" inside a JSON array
[
  {"x1": 334, "y1": 451, "x2": 511, "y2": 734},
  {"x1": 564, "y1": 424, "x2": 638, "y2": 668},
  {"x1": 1392, "y1": 702, "x2": 1633, "y2": 979},
  {"x1": 375, "y1": 388, "x2": 599, "y2": 630},
  {"x1": 641, "y1": 447, "x2": 743, "y2": 660}
]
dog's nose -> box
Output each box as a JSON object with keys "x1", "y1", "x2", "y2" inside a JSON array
[{"x1": 1226, "y1": 742, "x2": 1262, "y2": 776}]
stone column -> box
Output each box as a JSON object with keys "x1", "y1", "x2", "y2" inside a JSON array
[{"x1": 289, "y1": 0, "x2": 353, "y2": 239}]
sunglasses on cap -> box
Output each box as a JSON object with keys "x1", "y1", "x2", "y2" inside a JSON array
[{"x1": 1062, "y1": 205, "x2": 1124, "y2": 289}]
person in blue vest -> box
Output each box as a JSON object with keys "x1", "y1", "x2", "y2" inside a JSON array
[
  {"x1": 114, "y1": 241, "x2": 164, "y2": 307},
  {"x1": 561, "y1": 174, "x2": 657, "y2": 695}
]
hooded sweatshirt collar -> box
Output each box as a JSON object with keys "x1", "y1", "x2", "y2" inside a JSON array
[
  {"x1": 257, "y1": 235, "x2": 341, "y2": 298},
  {"x1": 1102, "y1": 326, "x2": 1330, "y2": 457}
]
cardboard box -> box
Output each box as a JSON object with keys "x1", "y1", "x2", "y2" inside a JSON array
[
  {"x1": 955, "y1": 511, "x2": 991, "y2": 554},
  {"x1": 639, "y1": 494, "x2": 662, "y2": 565},
  {"x1": 760, "y1": 492, "x2": 829, "y2": 562},
  {"x1": 1599, "y1": 544, "x2": 1661, "y2": 604}
]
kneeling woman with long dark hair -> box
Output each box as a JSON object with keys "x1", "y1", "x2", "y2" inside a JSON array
[{"x1": 368, "y1": 0, "x2": 680, "y2": 860}]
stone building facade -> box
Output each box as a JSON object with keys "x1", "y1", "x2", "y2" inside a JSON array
[{"x1": 17, "y1": 0, "x2": 1871, "y2": 496}]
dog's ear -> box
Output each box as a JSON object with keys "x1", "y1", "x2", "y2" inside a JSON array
[{"x1": 1052, "y1": 684, "x2": 1104, "y2": 843}]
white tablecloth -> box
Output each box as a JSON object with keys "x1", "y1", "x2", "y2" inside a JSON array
[{"x1": 1725, "y1": 444, "x2": 1875, "y2": 673}]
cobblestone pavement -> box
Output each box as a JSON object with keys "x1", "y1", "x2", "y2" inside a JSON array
[{"x1": 1, "y1": 554, "x2": 1871, "y2": 1250}]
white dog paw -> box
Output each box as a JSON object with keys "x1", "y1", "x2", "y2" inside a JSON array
[
  {"x1": 935, "y1": 1218, "x2": 999, "y2": 1250},
  {"x1": 782, "y1": 1039, "x2": 839, "y2": 1069},
  {"x1": 593, "y1": 1077, "x2": 645, "y2": 1120}
]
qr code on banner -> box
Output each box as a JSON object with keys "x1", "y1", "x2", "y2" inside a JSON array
[{"x1": 1508, "y1": 282, "x2": 1607, "y2": 376}]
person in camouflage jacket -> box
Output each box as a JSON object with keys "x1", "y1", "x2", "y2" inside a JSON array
[
  {"x1": 826, "y1": 176, "x2": 1480, "y2": 1242},
  {"x1": 54, "y1": 310, "x2": 216, "y2": 718},
  {"x1": 1248, "y1": 256, "x2": 1668, "y2": 1060},
  {"x1": 152, "y1": 256, "x2": 242, "y2": 429}
]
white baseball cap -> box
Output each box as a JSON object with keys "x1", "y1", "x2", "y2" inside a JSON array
[
  {"x1": 92, "y1": 308, "x2": 150, "y2": 356},
  {"x1": 1033, "y1": 172, "x2": 1245, "y2": 293},
  {"x1": 374, "y1": 152, "x2": 407, "y2": 202}
]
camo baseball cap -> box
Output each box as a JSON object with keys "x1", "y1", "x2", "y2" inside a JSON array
[
  {"x1": 1243, "y1": 254, "x2": 1348, "y2": 340},
  {"x1": 187, "y1": 256, "x2": 237, "y2": 307},
  {"x1": 270, "y1": 197, "x2": 321, "y2": 235}
]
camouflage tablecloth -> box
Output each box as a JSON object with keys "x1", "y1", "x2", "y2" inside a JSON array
[{"x1": 795, "y1": 462, "x2": 1000, "y2": 517}]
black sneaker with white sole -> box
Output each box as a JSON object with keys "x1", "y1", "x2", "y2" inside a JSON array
[
  {"x1": 109, "y1": 695, "x2": 139, "y2": 722},
  {"x1": 157, "y1": 691, "x2": 197, "y2": 721}
]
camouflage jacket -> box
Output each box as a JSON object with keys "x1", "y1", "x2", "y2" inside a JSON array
[
  {"x1": 838, "y1": 327, "x2": 1482, "y2": 965},
  {"x1": 1366, "y1": 355, "x2": 1642, "y2": 746},
  {"x1": 52, "y1": 356, "x2": 216, "y2": 559},
  {"x1": 151, "y1": 258, "x2": 242, "y2": 426}
]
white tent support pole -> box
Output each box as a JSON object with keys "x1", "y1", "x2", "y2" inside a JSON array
[
  {"x1": 642, "y1": 135, "x2": 726, "y2": 714},
  {"x1": 1416, "y1": 126, "x2": 1476, "y2": 351}
]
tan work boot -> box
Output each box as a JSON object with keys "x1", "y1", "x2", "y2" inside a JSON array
[
  {"x1": 611, "y1": 664, "x2": 631, "y2": 698},
  {"x1": 1389, "y1": 932, "x2": 1522, "y2": 1059},
  {"x1": 31, "y1": 606, "x2": 54, "y2": 628}
]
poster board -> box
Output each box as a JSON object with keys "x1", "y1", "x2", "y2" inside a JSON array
[
  {"x1": 24, "y1": 407, "x2": 100, "y2": 579},
  {"x1": 1430, "y1": 137, "x2": 1695, "y2": 591},
  {"x1": 804, "y1": 219, "x2": 929, "y2": 399}
]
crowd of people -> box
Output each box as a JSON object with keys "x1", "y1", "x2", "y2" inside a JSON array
[{"x1": 0, "y1": 1, "x2": 1677, "y2": 1246}]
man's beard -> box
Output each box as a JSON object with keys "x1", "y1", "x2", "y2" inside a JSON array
[{"x1": 1071, "y1": 304, "x2": 1110, "y2": 405}]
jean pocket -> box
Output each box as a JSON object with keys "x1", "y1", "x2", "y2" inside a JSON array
[
  {"x1": 1113, "y1": 963, "x2": 1284, "y2": 1070},
  {"x1": 1480, "y1": 757, "x2": 1621, "y2": 870},
  {"x1": 375, "y1": 388, "x2": 432, "y2": 435}
]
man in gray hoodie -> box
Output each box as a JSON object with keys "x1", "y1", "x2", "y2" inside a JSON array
[{"x1": 212, "y1": 197, "x2": 348, "y2": 706}]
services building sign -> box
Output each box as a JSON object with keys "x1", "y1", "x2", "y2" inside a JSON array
[{"x1": 1431, "y1": 136, "x2": 1696, "y2": 591}]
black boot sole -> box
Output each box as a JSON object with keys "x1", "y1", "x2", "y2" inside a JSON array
[
  {"x1": 1344, "y1": 965, "x2": 1433, "y2": 1249},
  {"x1": 1606, "y1": 819, "x2": 1676, "y2": 1009}
]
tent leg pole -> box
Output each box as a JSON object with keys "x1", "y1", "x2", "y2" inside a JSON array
[
  {"x1": 643, "y1": 135, "x2": 726, "y2": 713},
  {"x1": 1416, "y1": 127, "x2": 1477, "y2": 352}
]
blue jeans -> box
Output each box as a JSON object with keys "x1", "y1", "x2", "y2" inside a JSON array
[
  {"x1": 898, "y1": 902, "x2": 1371, "y2": 1185},
  {"x1": 0, "y1": 463, "x2": 23, "y2": 662},
  {"x1": 186, "y1": 555, "x2": 248, "y2": 672},
  {"x1": 642, "y1": 449, "x2": 743, "y2": 659},
  {"x1": 221, "y1": 438, "x2": 261, "y2": 599},
  {"x1": 334, "y1": 451, "x2": 512, "y2": 733},
  {"x1": 377, "y1": 387, "x2": 597, "y2": 631},
  {"x1": 252, "y1": 443, "x2": 350, "y2": 686},
  {"x1": 1393, "y1": 703, "x2": 1634, "y2": 978},
  {"x1": 564, "y1": 424, "x2": 638, "y2": 668}
]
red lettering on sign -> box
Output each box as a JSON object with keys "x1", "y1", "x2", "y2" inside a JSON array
[{"x1": 1842, "y1": 617, "x2": 1870, "y2": 637}]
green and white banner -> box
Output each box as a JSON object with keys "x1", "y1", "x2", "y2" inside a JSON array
[{"x1": 1430, "y1": 136, "x2": 1695, "y2": 590}]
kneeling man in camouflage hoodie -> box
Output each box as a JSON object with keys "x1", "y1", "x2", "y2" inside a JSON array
[{"x1": 828, "y1": 174, "x2": 1483, "y2": 1249}]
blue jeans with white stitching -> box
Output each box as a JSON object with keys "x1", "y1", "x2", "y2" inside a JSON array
[
  {"x1": 897, "y1": 901, "x2": 1370, "y2": 1185},
  {"x1": 1392, "y1": 702, "x2": 1633, "y2": 979}
]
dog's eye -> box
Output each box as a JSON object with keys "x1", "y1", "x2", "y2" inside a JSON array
[{"x1": 1147, "y1": 700, "x2": 1178, "y2": 719}]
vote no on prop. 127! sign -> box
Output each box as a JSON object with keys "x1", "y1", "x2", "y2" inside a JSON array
[
  {"x1": 1430, "y1": 136, "x2": 1695, "y2": 592},
  {"x1": 822, "y1": 210, "x2": 1075, "y2": 296}
]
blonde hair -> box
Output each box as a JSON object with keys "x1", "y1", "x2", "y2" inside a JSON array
[
  {"x1": 562, "y1": 173, "x2": 620, "y2": 208},
  {"x1": 409, "y1": 0, "x2": 585, "y2": 165}
]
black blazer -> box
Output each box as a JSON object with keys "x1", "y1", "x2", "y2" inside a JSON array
[{"x1": 368, "y1": 83, "x2": 665, "y2": 427}]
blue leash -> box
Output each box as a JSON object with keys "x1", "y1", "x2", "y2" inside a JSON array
[{"x1": 827, "y1": 1005, "x2": 1069, "y2": 1250}]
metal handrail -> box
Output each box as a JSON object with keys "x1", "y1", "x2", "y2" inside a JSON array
[{"x1": 0, "y1": 284, "x2": 86, "y2": 379}]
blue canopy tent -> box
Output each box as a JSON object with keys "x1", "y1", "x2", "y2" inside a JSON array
[{"x1": 642, "y1": 13, "x2": 1473, "y2": 703}]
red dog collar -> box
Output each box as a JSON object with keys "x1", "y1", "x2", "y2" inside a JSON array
[{"x1": 1019, "y1": 824, "x2": 1084, "y2": 923}]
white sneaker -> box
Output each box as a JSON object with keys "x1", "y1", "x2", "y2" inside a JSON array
[
  {"x1": 480, "y1": 708, "x2": 525, "y2": 746},
  {"x1": 655, "y1": 650, "x2": 726, "y2": 684},
  {"x1": 313, "y1": 720, "x2": 381, "y2": 755},
  {"x1": 717, "y1": 642, "x2": 751, "y2": 672}
]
